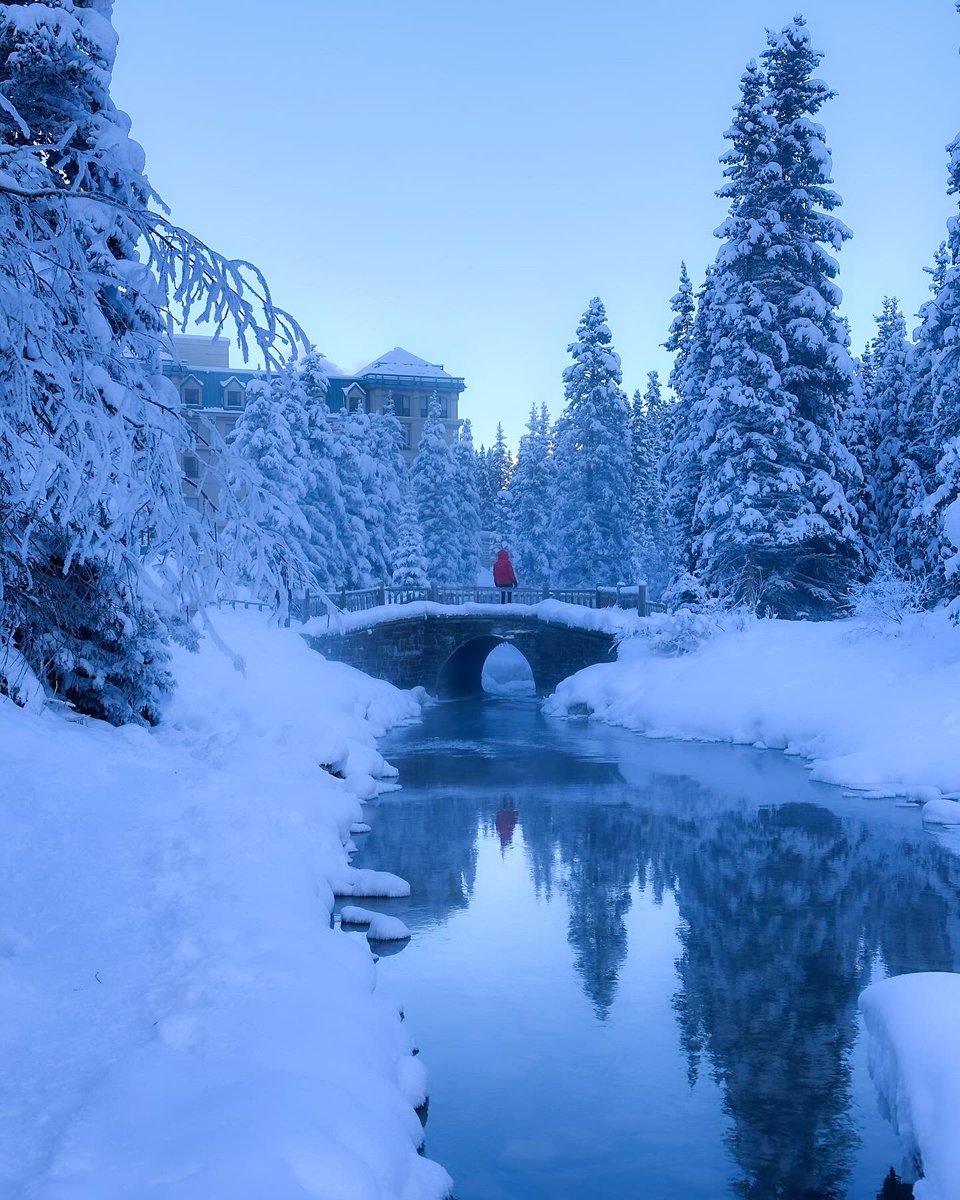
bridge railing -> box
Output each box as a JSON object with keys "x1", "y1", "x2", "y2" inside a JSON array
[{"x1": 291, "y1": 582, "x2": 649, "y2": 621}]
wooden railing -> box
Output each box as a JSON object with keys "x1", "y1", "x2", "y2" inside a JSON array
[{"x1": 292, "y1": 583, "x2": 648, "y2": 621}]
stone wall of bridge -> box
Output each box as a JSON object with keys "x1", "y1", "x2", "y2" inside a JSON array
[{"x1": 304, "y1": 611, "x2": 619, "y2": 698}]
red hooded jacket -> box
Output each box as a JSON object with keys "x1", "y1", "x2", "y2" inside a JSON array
[{"x1": 493, "y1": 549, "x2": 517, "y2": 587}]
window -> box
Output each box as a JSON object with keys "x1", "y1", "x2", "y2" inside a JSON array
[
  {"x1": 183, "y1": 387, "x2": 201, "y2": 407},
  {"x1": 183, "y1": 454, "x2": 200, "y2": 481},
  {"x1": 394, "y1": 393, "x2": 411, "y2": 417},
  {"x1": 420, "y1": 395, "x2": 448, "y2": 418},
  {"x1": 225, "y1": 389, "x2": 243, "y2": 409}
]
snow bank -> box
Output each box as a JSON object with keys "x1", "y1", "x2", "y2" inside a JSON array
[
  {"x1": 544, "y1": 611, "x2": 960, "y2": 801},
  {"x1": 860, "y1": 973, "x2": 960, "y2": 1199},
  {"x1": 0, "y1": 610, "x2": 450, "y2": 1200}
]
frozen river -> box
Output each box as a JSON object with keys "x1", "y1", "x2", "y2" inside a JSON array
[{"x1": 346, "y1": 696, "x2": 960, "y2": 1199}]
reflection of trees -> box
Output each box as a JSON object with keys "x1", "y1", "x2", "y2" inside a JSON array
[
  {"x1": 669, "y1": 804, "x2": 865, "y2": 1198},
  {"x1": 558, "y1": 804, "x2": 636, "y2": 1019},
  {"x1": 361, "y1": 790, "x2": 479, "y2": 929},
  {"x1": 377, "y1": 701, "x2": 960, "y2": 1196}
]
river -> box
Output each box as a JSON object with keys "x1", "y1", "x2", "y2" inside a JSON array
[{"x1": 343, "y1": 696, "x2": 960, "y2": 1200}]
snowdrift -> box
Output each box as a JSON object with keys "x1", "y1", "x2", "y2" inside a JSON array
[{"x1": 0, "y1": 610, "x2": 450, "y2": 1200}]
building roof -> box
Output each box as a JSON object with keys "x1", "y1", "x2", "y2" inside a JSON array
[{"x1": 356, "y1": 347, "x2": 453, "y2": 380}]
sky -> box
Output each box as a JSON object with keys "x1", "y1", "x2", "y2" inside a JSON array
[{"x1": 112, "y1": 1, "x2": 960, "y2": 449}]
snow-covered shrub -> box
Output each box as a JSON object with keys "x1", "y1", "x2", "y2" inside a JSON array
[
  {"x1": 848, "y1": 554, "x2": 928, "y2": 628},
  {"x1": 636, "y1": 600, "x2": 747, "y2": 657}
]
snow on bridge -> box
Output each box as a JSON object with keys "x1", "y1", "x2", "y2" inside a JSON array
[{"x1": 302, "y1": 597, "x2": 644, "y2": 699}]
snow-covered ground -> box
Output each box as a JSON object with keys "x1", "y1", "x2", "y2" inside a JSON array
[
  {"x1": 544, "y1": 609, "x2": 960, "y2": 805},
  {"x1": 0, "y1": 610, "x2": 450, "y2": 1200},
  {"x1": 860, "y1": 973, "x2": 960, "y2": 1200}
]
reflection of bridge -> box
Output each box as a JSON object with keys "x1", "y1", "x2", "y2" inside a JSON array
[{"x1": 305, "y1": 605, "x2": 623, "y2": 699}]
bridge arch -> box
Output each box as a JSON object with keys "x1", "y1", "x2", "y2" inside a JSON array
[
  {"x1": 305, "y1": 610, "x2": 618, "y2": 699},
  {"x1": 437, "y1": 637, "x2": 537, "y2": 700}
]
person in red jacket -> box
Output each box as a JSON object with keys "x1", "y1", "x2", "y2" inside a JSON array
[{"x1": 493, "y1": 548, "x2": 517, "y2": 602}]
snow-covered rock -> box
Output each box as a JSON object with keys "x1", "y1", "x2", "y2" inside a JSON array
[{"x1": 340, "y1": 907, "x2": 412, "y2": 942}]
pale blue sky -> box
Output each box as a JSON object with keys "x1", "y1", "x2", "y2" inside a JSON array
[{"x1": 113, "y1": 1, "x2": 960, "y2": 448}]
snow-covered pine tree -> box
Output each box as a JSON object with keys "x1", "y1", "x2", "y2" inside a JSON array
[
  {"x1": 390, "y1": 491, "x2": 429, "y2": 588},
  {"x1": 0, "y1": 1, "x2": 305, "y2": 720},
  {"x1": 632, "y1": 373, "x2": 671, "y2": 598},
  {"x1": 838, "y1": 333, "x2": 877, "y2": 571},
  {"x1": 912, "y1": 129, "x2": 960, "y2": 599},
  {"x1": 452, "y1": 419, "x2": 483, "y2": 583},
  {"x1": 341, "y1": 407, "x2": 391, "y2": 586},
  {"x1": 688, "y1": 28, "x2": 862, "y2": 617},
  {"x1": 489, "y1": 422, "x2": 513, "y2": 546},
  {"x1": 866, "y1": 298, "x2": 923, "y2": 570},
  {"x1": 282, "y1": 351, "x2": 351, "y2": 591},
  {"x1": 225, "y1": 380, "x2": 310, "y2": 602},
  {"x1": 662, "y1": 267, "x2": 718, "y2": 598},
  {"x1": 508, "y1": 403, "x2": 555, "y2": 585},
  {"x1": 553, "y1": 298, "x2": 635, "y2": 587},
  {"x1": 664, "y1": 262, "x2": 696, "y2": 404},
  {"x1": 411, "y1": 393, "x2": 460, "y2": 582},
  {"x1": 369, "y1": 391, "x2": 410, "y2": 574}
]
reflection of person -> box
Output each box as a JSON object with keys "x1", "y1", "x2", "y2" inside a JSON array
[{"x1": 493, "y1": 548, "x2": 517, "y2": 603}]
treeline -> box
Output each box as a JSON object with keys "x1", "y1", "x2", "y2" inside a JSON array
[
  {"x1": 239, "y1": 13, "x2": 960, "y2": 616},
  {"x1": 4, "y1": 4, "x2": 960, "y2": 728},
  {"x1": 494, "y1": 17, "x2": 960, "y2": 616}
]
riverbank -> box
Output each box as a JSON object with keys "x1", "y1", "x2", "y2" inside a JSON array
[
  {"x1": 544, "y1": 609, "x2": 960, "y2": 806},
  {"x1": 0, "y1": 610, "x2": 450, "y2": 1200}
]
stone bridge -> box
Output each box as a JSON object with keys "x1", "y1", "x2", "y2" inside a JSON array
[{"x1": 305, "y1": 608, "x2": 619, "y2": 699}]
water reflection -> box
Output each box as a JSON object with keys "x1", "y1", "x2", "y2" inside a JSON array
[{"x1": 356, "y1": 700, "x2": 957, "y2": 1199}]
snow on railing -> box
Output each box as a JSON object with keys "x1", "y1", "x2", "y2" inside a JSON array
[{"x1": 292, "y1": 583, "x2": 648, "y2": 620}]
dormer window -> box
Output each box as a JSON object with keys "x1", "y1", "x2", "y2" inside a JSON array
[
  {"x1": 343, "y1": 382, "x2": 367, "y2": 413},
  {"x1": 181, "y1": 375, "x2": 203, "y2": 407},
  {"x1": 220, "y1": 376, "x2": 245, "y2": 409}
]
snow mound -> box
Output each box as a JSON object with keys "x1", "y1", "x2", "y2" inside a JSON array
[
  {"x1": 340, "y1": 907, "x2": 412, "y2": 942},
  {"x1": 860, "y1": 973, "x2": 960, "y2": 1200},
  {"x1": 922, "y1": 799, "x2": 960, "y2": 826},
  {"x1": 334, "y1": 869, "x2": 411, "y2": 898}
]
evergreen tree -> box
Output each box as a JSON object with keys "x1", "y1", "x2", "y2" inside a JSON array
[
  {"x1": 662, "y1": 267, "x2": 718, "y2": 596},
  {"x1": 632, "y1": 373, "x2": 671, "y2": 598},
  {"x1": 508, "y1": 403, "x2": 555, "y2": 585},
  {"x1": 341, "y1": 407, "x2": 390, "y2": 585},
  {"x1": 0, "y1": 1, "x2": 305, "y2": 718},
  {"x1": 226, "y1": 380, "x2": 310, "y2": 600},
  {"x1": 284, "y1": 352, "x2": 351, "y2": 590},
  {"x1": 664, "y1": 262, "x2": 696, "y2": 403},
  {"x1": 369, "y1": 391, "x2": 410, "y2": 573},
  {"x1": 911, "y1": 123, "x2": 960, "y2": 598},
  {"x1": 452, "y1": 419, "x2": 483, "y2": 583},
  {"x1": 687, "y1": 27, "x2": 862, "y2": 616},
  {"x1": 411, "y1": 393, "x2": 460, "y2": 582},
  {"x1": 390, "y1": 491, "x2": 429, "y2": 588},
  {"x1": 866, "y1": 299, "x2": 922, "y2": 570},
  {"x1": 553, "y1": 298, "x2": 634, "y2": 586}
]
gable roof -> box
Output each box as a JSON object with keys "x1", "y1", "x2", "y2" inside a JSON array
[{"x1": 357, "y1": 347, "x2": 452, "y2": 380}]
